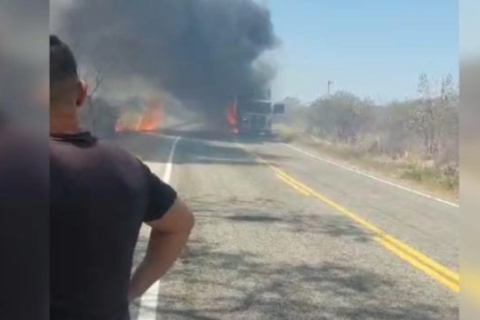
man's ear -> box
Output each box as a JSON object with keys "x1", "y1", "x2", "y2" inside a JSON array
[{"x1": 76, "y1": 80, "x2": 88, "y2": 108}]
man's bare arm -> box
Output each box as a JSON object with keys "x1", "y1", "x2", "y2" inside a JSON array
[{"x1": 128, "y1": 198, "x2": 194, "y2": 301}]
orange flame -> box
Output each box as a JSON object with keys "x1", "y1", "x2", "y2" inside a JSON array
[
  {"x1": 226, "y1": 97, "x2": 238, "y2": 134},
  {"x1": 115, "y1": 98, "x2": 165, "y2": 133},
  {"x1": 137, "y1": 99, "x2": 164, "y2": 132}
]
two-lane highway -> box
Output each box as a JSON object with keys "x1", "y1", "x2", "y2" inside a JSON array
[{"x1": 116, "y1": 132, "x2": 458, "y2": 320}]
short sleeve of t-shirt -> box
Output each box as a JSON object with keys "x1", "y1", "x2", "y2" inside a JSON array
[{"x1": 140, "y1": 161, "x2": 178, "y2": 222}]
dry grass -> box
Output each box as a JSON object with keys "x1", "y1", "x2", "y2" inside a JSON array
[{"x1": 274, "y1": 125, "x2": 458, "y2": 200}]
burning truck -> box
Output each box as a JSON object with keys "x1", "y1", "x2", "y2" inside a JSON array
[{"x1": 227, "y1": 95, "x2": 285, "y2": 136}]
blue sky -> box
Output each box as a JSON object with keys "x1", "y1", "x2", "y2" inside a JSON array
[{"x1": 266, "y1": 0, "x2": 458, "y2": 103}]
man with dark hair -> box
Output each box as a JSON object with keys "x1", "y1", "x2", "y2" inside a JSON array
[
  {"x1": 50, "y1": 35, "x2": 194, "y2": 320},
  {"x1": 0, "y1": 29, "x2": 49, "y2": 320}
]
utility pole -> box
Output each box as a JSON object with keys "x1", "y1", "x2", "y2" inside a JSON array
[{"x1": 327, "y1": 80, "x2": 333, "y2": 97}]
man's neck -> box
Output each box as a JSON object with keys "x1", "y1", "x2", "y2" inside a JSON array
[{"x1": 50, "y1": 109, "x2": 82, "y2": 135}]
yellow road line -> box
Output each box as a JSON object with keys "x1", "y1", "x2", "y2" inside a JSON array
[
  {"x1": 277, "y1": 174, "x2": 310, "y2": 196},
  {"x1": 269, "y1": 159, "x2": 460, "y2": 293},
  {"x1": 276, "y1": 172, "x2": 311, "y2": 196},
  {"x1": 381, "y1": 234, "x2": 459, "y2": 284},
  {"x1": 378, "y1": 238, "x2": 459, "y2": 292}
]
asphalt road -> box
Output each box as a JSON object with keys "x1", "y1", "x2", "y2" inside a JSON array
[{"x1": 116, "y1": 132, "x2": 458, "y2": 320}]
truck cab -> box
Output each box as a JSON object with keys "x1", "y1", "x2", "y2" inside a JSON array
[
  {"x1": 237, "y1": 100, "x2": 271, "y2": 136},
  {"x1": 236, "y1": 99, "x2": 285, "y2": 136}
]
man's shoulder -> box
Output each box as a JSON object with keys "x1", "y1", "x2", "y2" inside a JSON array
[
  {"x1": 50, "y1": 132, "x2": 131, "y2": 157},
  {"x1": 50, "y1": 133, "x2": 146, "y2": 177},
  {"x1": 93, "y1": 138, "x2": 145, "y2": 167}
]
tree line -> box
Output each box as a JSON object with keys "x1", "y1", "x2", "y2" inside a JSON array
[{"x1": 283, "y1": 74, "x2": 459, "y2": 187}]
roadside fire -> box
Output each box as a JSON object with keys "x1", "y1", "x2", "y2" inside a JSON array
[
  {"x1": 226, "y1": 98, "x2": 239, "y2": 134},
  {"x1": 115, "y1": 98, "x2": 165, "y2": 133},
  {"x1": 137, "y1": 98, "x2": 165, "y2": 132}
]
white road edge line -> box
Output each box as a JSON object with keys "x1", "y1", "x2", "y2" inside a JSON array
[
  {"x1": 137, "y1": 135, "x2": 181, "y2": 320},
  {"x1": 283, "y1": 143, "x2": 459, "y2": 208},
  {"x1": 163, "y1": 136, "x2": 181, "y2": 183}
]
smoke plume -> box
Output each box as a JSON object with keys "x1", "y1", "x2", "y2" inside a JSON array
[{"x1": 51, "y1": 0, "x2": 278, "y2": 129}]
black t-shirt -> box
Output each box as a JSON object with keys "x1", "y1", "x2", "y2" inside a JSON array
[
  {"x1": 0, "y1": 120, "x2": 49, "y2": 320},
  {"x1": 50, "y1": 131, "x2": 177, "y2": 320}
]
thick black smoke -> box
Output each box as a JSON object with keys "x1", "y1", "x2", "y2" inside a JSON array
[{"x1": 52, "y1": 0, "x2": 278, "y2": 127}]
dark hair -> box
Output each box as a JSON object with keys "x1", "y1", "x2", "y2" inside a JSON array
[{"x1": 50, "y1": 35, "x2": 78, "y2": 85}]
